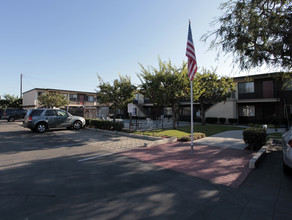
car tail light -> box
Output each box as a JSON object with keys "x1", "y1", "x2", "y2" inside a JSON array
[
  {"x1": 28, "y1": 116, "x2": 32, "y2": 121},
  {"x1": 288, "y1": 140, "x2": 292, "y2": 148}
]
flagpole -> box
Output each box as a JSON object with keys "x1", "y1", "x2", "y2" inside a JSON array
[
  {"x1": 186, "y1": 19, "x2": 196, "y2": 154},
  {"x1": 189, "y1": 19, "x2": 194, "y2": 154},
  {"x1": 190, "y1": 80, "x2": 194, "y2": 154}
]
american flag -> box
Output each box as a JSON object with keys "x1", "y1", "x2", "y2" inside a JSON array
[{"x1": 186, "y1": 22, "x2": 197, "y2": 81}]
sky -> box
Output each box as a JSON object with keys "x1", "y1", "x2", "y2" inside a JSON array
[{"x1": 0, "y1": 0, "x2": 277, "y2": 98}]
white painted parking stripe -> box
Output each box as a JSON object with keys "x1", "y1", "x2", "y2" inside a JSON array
[{"x1": 78, "y1": 152, "x2": 115, "y2": 162}]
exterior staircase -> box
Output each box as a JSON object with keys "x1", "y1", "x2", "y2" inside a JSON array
[{"x1": 134, "y1": 103, "x2": 150, "y2": 117}]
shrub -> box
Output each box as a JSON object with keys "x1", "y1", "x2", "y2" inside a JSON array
[
  {"x1": 243, "y1": 128, "x2": 267, "y2": 151},
  {"x1": 113, "y1": 122, "x2": 124, "y2": 131},
  {"x1": 219, "y1": 118, "x2": 226, "y2": 124},
  {"x1": 228, "y1": 118, "x2": 238, "y2": 124},
  {"x1": 87, "y1": 119, "x2": 124, "y2": 131},
  {"x1": 239, "y1": 116, "x2": 257, "y2": 124},
  {"x1": 178, "y1": 136, "x2": 191, "y2": 142},
  {"x1": 85, "y1": 119, "x2": 92, "y2": 127},
  {"x1": 177, "y1": 133, "x2": 205, "y2": 142},
  {"x1": 194, "y1": 133, "x2": 205, "y2": 140},
  {"x1": 206, "y1": 117, "x2": 218, "y2": 124}
]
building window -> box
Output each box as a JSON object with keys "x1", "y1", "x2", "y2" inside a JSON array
[
  {"x1": 38, "y1": 92, "x2": 46, "y2": 97},
  {"x1": 70, "y1": 94, "x2": 77, "y2": 101},
  {"x1": 283, "y1": 79, "x2": 292, "y2": 91},
  {"x1": 62, "y1": 93, "x2": 68, "y2": 98},
  {"x1": 238, "y1": 82, "x2": 254, "y2": 94},
  {"x1": 239, "y1": 105, "x2": 255, "y2": 117},
  {"x1": 87, "y1": 95, "x2": 94, "y2": 102}
]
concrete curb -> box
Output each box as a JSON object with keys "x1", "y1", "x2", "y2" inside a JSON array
[
  {"x1": 85, "y1": 127, "x2": 177, "y2": 147},
  {"x1": 145, "y1": 137, "x2": 177, "y2": 147},
  {"x1": 249, "y1": 139, "x2": 272, "y2": 169}
]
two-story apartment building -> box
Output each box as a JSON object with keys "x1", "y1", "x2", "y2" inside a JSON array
[
  {"x1": 196, "y1": 72, "x2": 292, "y2": 125},
  {"x1": 135, "y1": 72, "x2": 292, "y2": 125},
  {"x1": 22, "y1": 88, "x2": 109, "y2": 119}
]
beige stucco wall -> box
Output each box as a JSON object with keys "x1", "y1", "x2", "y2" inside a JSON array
[
  {"x1": 205, "y1": 100, "x2": 237, "y2": 119},
  {"x1": 22, "y1": 90, "x2": 38, "y2": 108}
]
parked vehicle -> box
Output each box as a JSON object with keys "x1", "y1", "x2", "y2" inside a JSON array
[
  {"x1": 2, "y1": 108, "x2": 27, "y2": 122},
  {"x1": 23, "y1": 109, "x2": 86, "y2": 133},
  {"x1": 282, "y1": 127, "x2": 292, "y2": 173}
]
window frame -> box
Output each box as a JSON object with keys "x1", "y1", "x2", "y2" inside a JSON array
[
  {"x1": 87, "y1": 95, "x2": 94, "y2": 102},
  {"x1": 239, "y1": 105, "x2": 255, "y2": 117},
  {"x1": 238, "y1": 82, "x2": 255, "y2": 94},
  {"x1": 69, "y1": 94, "x2": 78, "y2": 101}
]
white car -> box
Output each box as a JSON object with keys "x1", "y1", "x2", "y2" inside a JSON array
[{"x1": 282, "y1": 127, "x2": 292, "y2": 173}]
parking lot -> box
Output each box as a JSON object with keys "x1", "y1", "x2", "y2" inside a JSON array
[{"x1": 0, "y1": 120, "x2": 292, "y2": 219}]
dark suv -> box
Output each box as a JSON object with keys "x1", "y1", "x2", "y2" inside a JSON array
[{"x1": 2, "y1": 108, "x2": 27, "y2": 122}]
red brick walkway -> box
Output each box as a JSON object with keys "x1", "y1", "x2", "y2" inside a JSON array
[{"x1": 121, "y1": 142, "x2": 255, "y2": 188}]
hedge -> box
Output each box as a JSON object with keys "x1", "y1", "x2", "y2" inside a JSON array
[
  {"x1": 219, "y1": 117, "x2": 226, "y2": 124},
  {"x1": 243, "y1": 128, "x2": 267, "y2": 151},
  {"x1": 86, "y1": 119, "x2": 124, "y2": 131},
  {"x1": 206, "y1": 117, "x2": 218, "y2": 124},
  {"x1": 228, "y1": 118, "x2": 238, "y2": 124}
]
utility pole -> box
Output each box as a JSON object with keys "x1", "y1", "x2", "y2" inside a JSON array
[{"x1": 20, "y1": 73, "x2": 23, "y2": 98}]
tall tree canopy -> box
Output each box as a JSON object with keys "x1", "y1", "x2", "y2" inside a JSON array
[
  {"x1": 203, "y1": 0, "x2": 292, "y2": 70},
  {"x1": 193, "y1": 69, "x2": 236, "y2": 125},
  {"x1": 0, "y1": 94, "x2": 22, "y2": 110},
  {"x1": 38, "y1": 92, "x2": 68, "y2": 108},
  {"x1": 96, "y1": 74, "x2": 136, "y2": 122},
  {"x1": 138, "y1": 58, "x2": 190, "y2": 129}
]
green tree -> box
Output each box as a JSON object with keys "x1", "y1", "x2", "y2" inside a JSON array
[
  {"x1": 138, "y1": 58, "x2": 190, "y2": 129},
  {"x1": 38, "y1": 92, "x2": 69, "y2": 108},
  {"x1": 96, "y1": 74, "x2": 136, "y2": 122},
  {"x1": 0, "y1": 94, "x2": 22, "y2": 110},
  {"x1": 202, "y1": 0, "x2": 292, "y2": 70},
  {"x1": 193, "y1": 69, "x2": 236, "y2": 125}
]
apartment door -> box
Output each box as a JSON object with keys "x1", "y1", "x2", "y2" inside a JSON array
[
  {"x1": 262, "y1": 103, "x2": 275, "y2": 120},
  {"x1": 263, "y1": 80, "x2": 274, "y2": 98}
]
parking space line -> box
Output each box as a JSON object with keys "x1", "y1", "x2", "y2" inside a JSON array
[{"x1": 77, "y1": 152, "x2": 115, "y2": 162}]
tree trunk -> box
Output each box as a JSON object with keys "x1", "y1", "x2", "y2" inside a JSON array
[
  {"x1": 113, "y1": 105, "x2": 116, "y2": 123},
  {"x1": 172, "y1": 105, "x2": 176, "y2": 129},
  {"x1": 200, "y1": 103, "x2": 206, "y2": 126}
]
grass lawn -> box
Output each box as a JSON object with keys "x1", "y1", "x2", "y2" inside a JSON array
[
  {"x1": 135, "y1": 124, "x2": 245, "y2": 138},
  {"x1": 268, "y1": 132, "x2": 283, "y2": 139}
]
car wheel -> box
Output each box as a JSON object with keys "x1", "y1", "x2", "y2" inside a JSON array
[
  {"x1": 73, "y1": 121, "x2": 82, "y2": 130},
  {"x1": 36, "y1": 122, "x2": 47, "y2": 133},
  {"x1": 8, "y1": 117, "x2": 15, "y2": 122}
]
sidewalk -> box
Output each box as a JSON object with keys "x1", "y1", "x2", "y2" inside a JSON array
[
  {"x1": 121, "y1": 140, "x2": 255, "y2": 188},
  {"x1": 194, "y1": 130, "x2": 246, "y2": 149}
]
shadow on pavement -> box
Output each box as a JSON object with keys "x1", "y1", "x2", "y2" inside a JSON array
[{"x1": 0, "y1": 147, "x2": 291, "y2": 219}]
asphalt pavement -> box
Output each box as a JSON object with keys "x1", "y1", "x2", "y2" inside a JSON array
[{"x1": 0, "y1": 120, "x2": 291, "y2": 220}]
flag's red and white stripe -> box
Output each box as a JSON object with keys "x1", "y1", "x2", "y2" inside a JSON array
[{"x1": 186, "y1": 22, "x2": 197, "y2": 81}]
